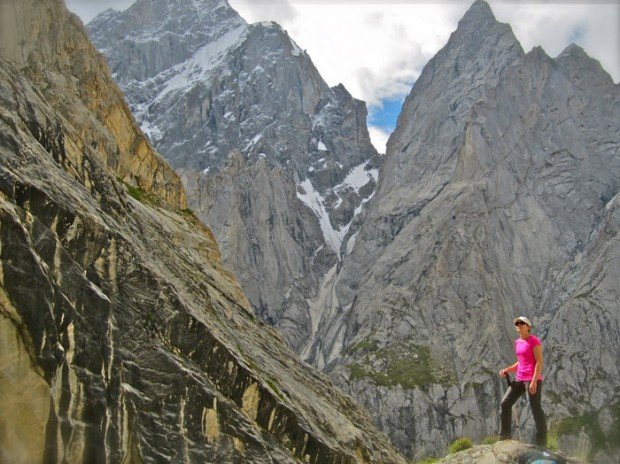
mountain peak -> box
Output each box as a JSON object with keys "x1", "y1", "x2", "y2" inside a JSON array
[
  {"x1": 558, "y1": 43, "x2": 588, "y2": 59},
  {"x1": 555, "y1": 43, "x2": 614, "y2": 86},
  {"x1": 90, "y1": 0, "x2": 244, "y2": 35},
  {"x1": 409, "y1": 0, "x2": 521, "y2": 92},
  {"x1": 459, "y1": 0, "x2": 497, "y2": 28},
  {"x1": 466, "y1": 0, "x2": 494, "y2": 16},
  {"x1": 88, "y1": 0, "x2": 247, "y2": 83},
  {"x1": 449, "y1": 0, "x2": 520, "y2": 53}
]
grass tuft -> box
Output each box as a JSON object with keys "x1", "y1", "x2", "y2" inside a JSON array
[{"x1": 447, "y1": 437, "x2": 473, "y2": 454}]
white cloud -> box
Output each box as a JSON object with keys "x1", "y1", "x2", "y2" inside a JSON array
[
  {"x1": 368, "y1": 126, "x2": 391, "y2": 155},
  {"x1": 67, "y1": 0, "x2": 619, "y2": 105},
  {"x1": 492, "y1": 2, "x2": 619, "y2": 82},
  {"x1": 229, "y1": 0, "x2": 298, "y2": 24},
  {"x1": 230, "y1": 1, "x2": 468, "y2": 105},
  {"x1": 229, "y1": 0, "x2": 619, "y2": 106}
]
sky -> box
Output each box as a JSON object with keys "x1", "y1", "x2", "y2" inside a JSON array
[{"x1": 66, "y1": 0, "x2": 619, "y2": 153}]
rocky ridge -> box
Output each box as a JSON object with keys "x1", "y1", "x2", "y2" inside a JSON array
[
  {"x1": 303, "y1": 1, "x2": 619, "y2": 461},
  {"x1": 87, "y1": 0, "x2": 381, "y2": 352},
  {"x1": 0, "y1": 0, "x2": 407, "y2": 462},
  {"x1": 0, "y1": 0, "x2": 186, "y2": 209}
]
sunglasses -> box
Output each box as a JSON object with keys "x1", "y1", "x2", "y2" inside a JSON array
[{"x1": 515, "y1": 321, "x2": 527, "y2": 326}]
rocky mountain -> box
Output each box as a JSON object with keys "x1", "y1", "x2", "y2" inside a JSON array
[
  {"x1": 87, "y1": 0, "x2": 380, "y2": 353},
  {"x1": 0, "y1": 0, "x2": 408, "y2": 462},
  {"x1": 435, "y1": 440, "x2": 584, "y2": 464},
  {"x1": 300, "y1": 1, "x2": 619, "y2": 461},
  {"x1": 86, "y1": 0, "x2": 619, "y2": 461}
]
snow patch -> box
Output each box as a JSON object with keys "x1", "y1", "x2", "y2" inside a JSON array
[
  {"x1": 290, "y1": 38, "x2": 303, "y2": 56},
  {"x1": 297, "y1": 162, "x2": 378, "y2": 257},
  {"x1": 329, "y1": 162, "x2": 377, "y2": 214},
  {"x1": 354, "y1": 190, "x2": 375, "y2": 217},
  {"x1": 311, "y1": 103, "x2": 334, "y2": 129},
  {"x1": 156, "y1": 25, "x2": 247, "y2": 99},
  {"x1": 318, "y1": 141, "x2": 328, "y2": 151},
  {"x1": 297, "y1": 179, "x2": 341, "y2": 254},
  {"x1": 140, "y1": 119, "x2": 162, "y2": 142},
  {"x1": 606, "y1": 193, "x2": 617, "y2": 210},
  {"x1": 300, "y1": 264, "x2": 338, "y2": 360},
  {"x1": 244, "y1": 132, "x2": 263, "y2": 151},
  {"x1": 342, "y1": 163, "x2": 376, "y2": 191},
  {"x1": 346, "y1": 231, "x2": 358, "y2": 254}
]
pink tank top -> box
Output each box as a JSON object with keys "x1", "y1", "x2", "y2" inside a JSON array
[{"x1": 515, "y1": 335, "x2": 543, "y2": 381}]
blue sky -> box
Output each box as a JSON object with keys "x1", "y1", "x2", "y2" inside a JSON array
[
  {"x1": 368, "y1": 98, "x2": 405, "y2": 133},
  {"x1": 367, "y1": 98, "x2": 406, "y2": 153}
]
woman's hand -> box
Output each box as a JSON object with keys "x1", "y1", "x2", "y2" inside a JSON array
[
  {"x1": 529, "y1": 381, "x2": 538, "y2": 395},
  {"x1": 499, "y1": 362, "x2": 518, "y2": 378}
]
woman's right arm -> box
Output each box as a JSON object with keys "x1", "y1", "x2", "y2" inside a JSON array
[{"x1": 499, "y1": 361, "x2": 518, "y2": 377}]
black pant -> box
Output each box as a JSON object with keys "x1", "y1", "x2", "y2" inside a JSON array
[{"x1": 500, "y1": 380, "x2": 547, "y2": 446}]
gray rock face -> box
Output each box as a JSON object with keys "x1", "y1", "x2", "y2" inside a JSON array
[
  {"x1": 0, "y1": 1, "x2": 407, "y2": 462},
  {"x1": 88, "y1": 0, "x2": 247, "y2": 84},
  {"x1": 87, "y1": 0, "x2": 620, "y2": 461},
  {"x1": 178, "y1": 152, "x2": 336, "y2": 352},
  {"x1": 88, "y1": 0, "x2": 380, "y2": 352},
  {"x1": 303, "y1": 0, "x2": 620, "y2": 460}
]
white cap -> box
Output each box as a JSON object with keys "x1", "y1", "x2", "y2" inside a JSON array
[{"x1": 514, "y1": 316, "x2": 532, "y2": 327}]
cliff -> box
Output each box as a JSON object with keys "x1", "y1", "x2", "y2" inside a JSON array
[
  {"x1": 306, "y1": 1, "x2": 620, "y2": 460},
  {"x1": 0, "y1": 0, "x2": 407, "y2": 462},
  {"x1": 88, "y1": 0, "x2": 380, "y2": 352}
]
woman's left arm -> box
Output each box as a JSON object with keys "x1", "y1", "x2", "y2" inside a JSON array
[{"x1": 529, "y1": 344, "x2": 543, "y2": 394}]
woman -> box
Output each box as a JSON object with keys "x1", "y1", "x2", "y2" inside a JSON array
[{"x1": 498, "y1": 316, "x2": 547, "y2": 446}]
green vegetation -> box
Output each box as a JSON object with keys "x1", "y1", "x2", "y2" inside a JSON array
[
  {"x1": 348, "y1": 364, "x2": 370, "y2": 381},
  {"x1": 549, "y1": 403, "x2": 620, "y2": 459},
  {"x1": 265, "y1": 377, "x2": 285, "y2": 401},
  {"x1": 118, "y1": 178, "x2": 200, "y2": 224},
  {"x1": 482, "y1": 435, "x2": 499, "y2": 445},
  {"x1": 245, "y1": 357, "x2": 258, "y2": 370},
  {"x1": 546, "y1": 390, "x2": 564, "y2": 405},
  {"x1": 547, "y1": 424, "x2": 559, "y2": 452},
  {"x1": 556, "y1": 413, "x2": 605, "y2": 451},
  {"x1": 555, "y1": 413, "x2": 598, "y2": 436},
  {"x1": 447, "y1": 437, "x2": 473, "y2": 454},
  {"x1": 346, "y1": 338, "x2": 379, "y2": 354},
  {"x1": 238, "y1": 350, "x2": 258, "y2": 371},
  {"x1": 179, "y1": 208, "x2": 196, "y2": 218},
  {"x1": 118, "y1": 178, "x2": 162, "y2": 206},
  {"x1": 413, "y1": 458, "x2": 438, "y2": 464},
  {"x1": 347, "y1": 341, "x2": 456, "y2": 389},
  {"x1": 611, "y1": 403, "x2": 620, "y2": 448}
]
